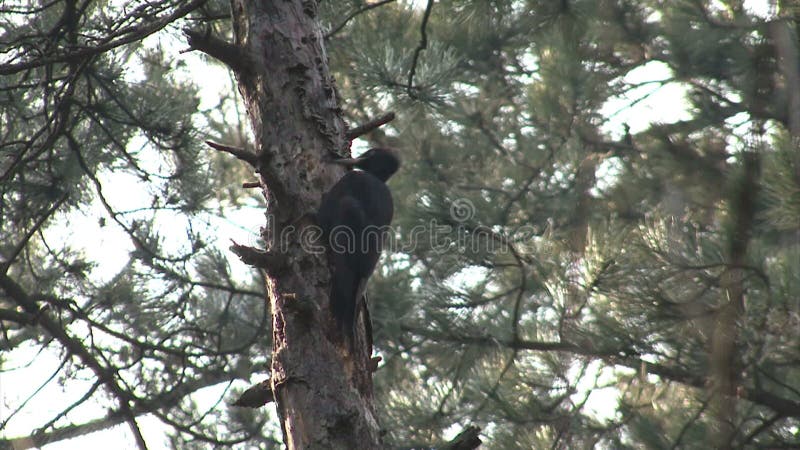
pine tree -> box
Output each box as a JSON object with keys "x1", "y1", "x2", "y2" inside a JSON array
[{"x1": 2, "y1": 1, "x2": 799, "y2": 449}]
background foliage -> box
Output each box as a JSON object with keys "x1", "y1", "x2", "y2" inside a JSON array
[{"x1": 1, "y1": 0, "x2": 799, "y2": 448}]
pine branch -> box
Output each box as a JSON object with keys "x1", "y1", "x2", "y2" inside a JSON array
[
  {"x1": 0, "y1": 274, "x2": 148, "y2": 449},
  {"x1": 1, "y1": 371, "x2": 236, "y2": 448},
  {"x1": 0, "y1": 0, "x2": 207, "y2": 76},
  {"x1": 402, "y1": 326, "x2": 800, "y2": 418}
]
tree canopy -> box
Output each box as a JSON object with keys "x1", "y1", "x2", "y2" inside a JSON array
[{"x1": 1, "y1": 0, "x2": 799, "y2": 448}]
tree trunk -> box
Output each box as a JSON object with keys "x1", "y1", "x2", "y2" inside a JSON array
[{"x1": 227, "y1": 1, "x2": 381, "y2": 448}]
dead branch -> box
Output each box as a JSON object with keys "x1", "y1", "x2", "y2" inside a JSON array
[
  {"x1": 346, "y1": 112, "x2": 396, "y2": 141},
  {"x1": 232, "y1": 379, "x2": 274, "y2": 408},
  {"x1": 441, "y1": 426, "x2": 482, "y2": 450},
  {"x1": 205, "y1": 140, "x2": 258, "y2": 167},
  {"x1": 230, "y1": 241, "x2": 287, "y2": 271},
  {"x1": 184, "y1": 28, "x2": 253, "y2": 74}
]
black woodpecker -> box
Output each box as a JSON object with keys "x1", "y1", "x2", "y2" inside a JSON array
[{"x1": 317, "y1": 148, "x2": 400, "y2": 340}]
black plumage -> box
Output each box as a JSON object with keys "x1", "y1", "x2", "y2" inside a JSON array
[{"x1": 317, "y1": 148, "x2": 399, "y2": 338}]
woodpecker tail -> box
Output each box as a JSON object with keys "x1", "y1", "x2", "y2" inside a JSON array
[
  {"x1": 330, "y1": 267, "x2": 372, "y2": 341},
  {"x1": 329, "y1": 260, "x2": 358, "y2": 334}
]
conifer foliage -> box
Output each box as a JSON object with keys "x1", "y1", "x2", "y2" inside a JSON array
[{"x1": 1, "y1": 0, "x2": 799, "y2": 448}]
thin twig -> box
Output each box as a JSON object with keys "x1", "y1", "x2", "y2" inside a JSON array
[
  {"x1": 325, "y1": 0, "x2": 396, "y2": 39},
  {"x1": 0, "y1": 356, "x2": 71, "y2": 431},
  {"x1": 68, "y1": 134, "x2": 190, "y2": 264},
  {"x1": 406, "y1": 0, "x2": 434, "y2": 98}
]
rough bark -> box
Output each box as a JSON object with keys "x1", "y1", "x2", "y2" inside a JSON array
[{"x1": 225, "y1": 1, "x2": 381, "y2": 448}]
